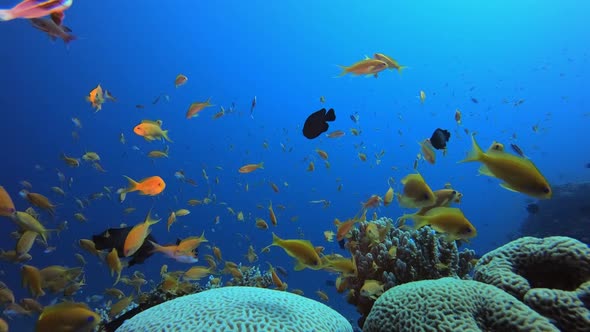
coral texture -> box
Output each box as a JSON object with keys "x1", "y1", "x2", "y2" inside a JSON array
[
  {"x1": 474, "y1": 236, "x2": 590, "y2": 332},
  {"x1": 345, "y1": 218, "x2": 476, "y2": 326},
  {"x1": 363, "y1": 277, "x2": 558, "y2": 332},
  {"x1": 116, "y1": 286, "x2": 353, "y2": 332}
]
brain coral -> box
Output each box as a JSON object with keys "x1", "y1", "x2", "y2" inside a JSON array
[
  {"x1": 116, "y1": 286, "x2": 353, "y2": 332},
  {"x1": 363, "y1": 277, "x2": 558, "y2": 332},
  {"x1": 473, "y1": 236, "x2": 590, "y2": 331}
]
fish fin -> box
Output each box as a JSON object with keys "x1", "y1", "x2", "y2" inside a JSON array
[
  {"x1": 271, "y1": 232, "x2": 281, "y2": 246},
  {"x1": 257, "y1": 162, "x2": 264, "y2": 169},
  {"x1": 0, "y1": 10, "x2": 12, "y2": 21},
  {"x1": 411, "y1": 216, "x2": 429, "y2": 230},
  {"x1": 294, "y1": 260, "x2": 307, "y2": 271},
  {"x1": 499, "y1": 183, "x2": 519, "y2": 193},
  {"x1": 336, "y1": 65, "x2": 349, "y2": 77},
  {"x1": 477, "y1": 165, "x2": 494, "y2": 177},
  {"x1": 162, "y1": 130, "x2": 173, "y2": 143},
  {"x1": 121, "y1": 175, "x2": 138, "y2": 191},
  {"x1": 325, "y1": 108, "x2": 336, "y2": 122},
  {"x1": 459, "y1": 134, "x2": 485, "y2": 163}
]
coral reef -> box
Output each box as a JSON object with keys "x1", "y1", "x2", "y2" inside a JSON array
[
  {"x1": 519, "y1": 182, "x2": 590, "y2": 244},
  {"x1": 225, "y1": 264, "x2": 273, "y2": 288},
  {"x1": 97, "y1": 265, "x2": 273, "y2": 331},
  {"x1": 524, "y1": 281, "x2": 590, "y2": 332},
  {"x1": 116, "y1": 286, "x2": 353, "y2": 332},
  {"x1": 474, "y1": 236, "x2": 590, "y2": 332},
  {"x1": 345, "y1": 218, "x2": 476, "y2": 328},
  {"x1": 363, "y1": 277, "x2": 559, "y2": 332}
]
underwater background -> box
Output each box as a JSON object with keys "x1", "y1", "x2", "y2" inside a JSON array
[{"x1": 0, "y1": 0, "x2": 589, "y2": 331}]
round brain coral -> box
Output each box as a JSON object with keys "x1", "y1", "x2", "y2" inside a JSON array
[
  {"x1": 363, "y1": 277, "x2": 558, "y2": 332},
  {"x1": 473, "y1": 236, "x2": 590, "y2": 331},
  {"x1": 116, "y1": 286, "x2": 353, "y2": 332}
]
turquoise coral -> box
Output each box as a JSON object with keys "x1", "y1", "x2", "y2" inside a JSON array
[
  {"x1": 473, "y1": 236, "x2": 590, "y2": 332},
  {"x1": 116, "y1": 286, "x2": 353, "y2": 332},
  {"x1": 363, "y1": 277, "x2": 558, "y2": 332}
]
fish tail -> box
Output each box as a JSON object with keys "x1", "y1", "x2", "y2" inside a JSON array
[
  {"x1": 121, "y1": 175, "x2": 139, "y2": 192},
  {"x1": 411, "y1": 215, "x2": 429, "y2": 230},
  {"x1": 397, "y1": 66, "x2": 408, "y2": 75},
  {"x1": 113, "y1": 271, "x2": 121, "y2": 285},
  {"x1": 63, "y1": 33, "x2": 76, "y2": 44},
  {"x1": 148, "y1": 240, "x2": 162, "y2": 253},
  {"x1": 258, "y1": 162, "x2": 264, "y2": 169},
  {"x1": 336, "y1": 65, "x2": 349, "y2": 78},
  {"x1": 271, "y1": 232, "x2": 281, "y2": 246},
  {"x1": 162, "y1": 130, "x2": 173, "y2": 143},
  {"x1": 459, "y1": 134, "x2": 484, "y2": 163},
  {"x1": 0, "y1": 10, "x2": 13, "y2": 21}
]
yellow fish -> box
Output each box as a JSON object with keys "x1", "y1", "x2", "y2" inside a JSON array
[
  {"x1": 36, "y1": 302, "x2": 100, "y2": 332},
  {"x1": 402, "y1": 207, "x2": 477, "y2": 241},
  {"x1": 460, "y1": 135, "x2": 551, "y2": 199}
]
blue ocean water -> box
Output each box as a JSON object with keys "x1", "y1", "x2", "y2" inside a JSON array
[{"x1": 0, "y1": 0, "x2": 588, "y2": 330}]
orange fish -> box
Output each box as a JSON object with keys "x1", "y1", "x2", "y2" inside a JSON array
[
  {"x1": 0, "y1": 0, "x2": 73, "y2": 21},
  {"x1": 334, "y1": 218, "x2": 360, "y2": 241},
  {"x1": 186, "y1": 98, "x2": 213, "y2": 119},
  {"x1": 116, "y1": 175, "x2": 165, "y2": 202},
  {"x1": 86, "y1": 84, "x2": 104, "y2": 112},
  {"x1": 326, "y1": 130, "x2": 345, "y2": 138},
  {"x1": 338, "y1": 58, "x2": 388, "y2": 78},
  {"x1": 123, "y1": 209, "x2": 160, "y2": 257},
  {"x1": 0, "y1": 186, "x2": 15, "y2": 217},
  {"x1": 106, "y1": 248, "x2": 122, "y2": 285},
  {"x1": 133, "y1": 119, "x2": 172, "y2": 142},
  {"x1": 238, "y1": 162, "x2": 264, "y2": 174},
  {"x1": 269, "y1": 201, "x2": 277, "y2": 226},
  {"x1": 175, "y1": 74, "x2": 188, "y2": 87}
]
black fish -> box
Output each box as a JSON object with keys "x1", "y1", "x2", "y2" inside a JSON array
[
  {"x1": 471, "y1": 97, "x2": 479, "y2": 104},
  {"x1": 303, "y1": 108, "x2": 336, "y2": 139},
  {"x1": 429, "y1": 128, "x2": 450, "y2": 150},
  {"x1": 526, "y1": 203, "x2": 540, "y2": 214},
  {"x1": 350, "y1": 112, "x2": 359, "y2": 123},
  {"x1": 585, "y1": 163, "x2": 590, "y2": 169},
  {"x1": 338, "y1": 238, "x2": 346, "y2": 250},
  {"x1": 92, "y1": 226, "x2": 157, "y2": 267}
]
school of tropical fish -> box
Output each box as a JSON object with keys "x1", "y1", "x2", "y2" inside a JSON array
[{"x1": 0, "y1": 1, "x2": 557, "y2": 332}]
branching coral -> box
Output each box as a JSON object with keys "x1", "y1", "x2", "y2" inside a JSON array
[{"x1": 344, "y1": 217, "x2": 476, "y2": 328}]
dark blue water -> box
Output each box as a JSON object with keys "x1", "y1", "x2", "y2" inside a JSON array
[{"x1": 1, "y1": 0, "x2": 588, "y2": 330}]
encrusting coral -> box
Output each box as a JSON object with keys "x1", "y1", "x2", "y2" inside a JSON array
[
  {"x1": 473, "y1": 236, "x2": 590, "y2": 332},
  {"x1": 344, "y1": 218, "x2": 476, "y2": 328},
  {"x1": 363, "y1": 277, "x2": 559, "y2": 332},
  {"x1": 116, "y1": 286, "x2": 353, "y2": 332}
]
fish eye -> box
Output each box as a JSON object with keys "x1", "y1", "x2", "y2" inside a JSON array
[
  {"x1": 87, "y1": 316, "x2": 95, "y2": 322},
  {"x1": 451, "y1": 191, "x2": 456, "y2": 195},
  {"x1": 423, "y1": 193, "x2": 430, "y2": 200},
  {"x1": 463, "y1": 227, "x2": 472, "y2": 234},
  {"x1": 542, "y1": 187, "x2": 550, "y2": 194}
]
